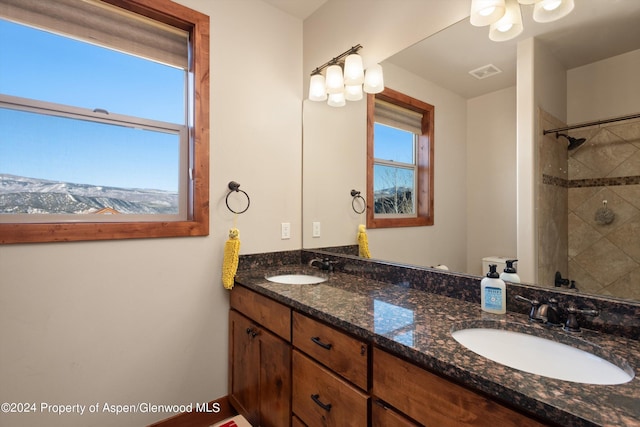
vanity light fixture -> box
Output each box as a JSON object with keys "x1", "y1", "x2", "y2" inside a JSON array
[
  {"x1": 471, "y1": 0, "x2": 575, "y2": 42},
  {"x1": 308, "y1": 44, "x2": 384, "y2": 107},
  {"x1": 489, "y1": 0, "x2": 523, "y2": 41}
]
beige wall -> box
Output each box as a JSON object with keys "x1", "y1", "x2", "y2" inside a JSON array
[
  {"x1": 0, "y1": 1, "x2": 302, "y2": 426},
  {"x1": 466, "y1": 86, "x2": 518, "y2": 276},
  {"x1": 568, "y1": 49, "x2": 640, "y2": 123}
]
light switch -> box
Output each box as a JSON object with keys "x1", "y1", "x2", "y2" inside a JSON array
[{"x1": 281, "y1": 222, "x2": 291, "y2": 239}]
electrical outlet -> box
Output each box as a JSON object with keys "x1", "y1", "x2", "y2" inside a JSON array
[
  {"x1": 312, "y1": 222, "x2": 321, "y2": 238},
  {"x1": 281, "y1": 222, "x2": 291, "y2": 239}
]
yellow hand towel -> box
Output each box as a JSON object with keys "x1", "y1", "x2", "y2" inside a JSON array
[
  {"x1": 357, "y1": 224, "x2": 371, "y2": 258},
  {"x1": 222, "y1": 228, "x2": 240, "y2": 290}
]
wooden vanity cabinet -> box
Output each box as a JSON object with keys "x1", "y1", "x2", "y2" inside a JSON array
[
  {"x1": 372, "y1": 348, "x2": 549, "y2": 427},
  {"x1": 229, "y1": 286, "x2": 291, "y2": 427},
  {"x1": 229, "y1": 285, "x2": 552, "y2": 427}
]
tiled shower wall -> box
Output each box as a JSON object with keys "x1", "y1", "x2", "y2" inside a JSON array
[
  {"x1": 538, "y1": 110, "x2": 569, "y2": 291},
  {"x1": 539, "y1": 110, "x2": 640, "y2": 301}
]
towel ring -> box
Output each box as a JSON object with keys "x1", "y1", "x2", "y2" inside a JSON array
[
  {"x1": 351, "y1": 189, "x2": 366, "y2": 214},
  {"x1": 226, "y1": 181, "x2": 250, "y2": 214}
]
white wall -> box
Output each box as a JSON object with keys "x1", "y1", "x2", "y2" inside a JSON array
[
  {"x1": 302, "y1": 99, "x2": 367, "y2": 248},
  {"x1": 0, "y1": 1, "x2": 302, "y2": 426},
  {"x1": 466, "y1": 86, "x2": 518, "y2": 276},
  {"x1": 568, "y1": 49, "x2": 640, "y2": 123}
]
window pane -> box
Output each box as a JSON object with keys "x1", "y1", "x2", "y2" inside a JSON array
[
  {"x1": 373, "y1": 164, "x2": 415, "y2": 214},
  {"x1": 0, "y1": 19, "x2": 185, "y2": 124},
  {"x1": 0, "y1": 108, "x2": 180, "y2": 216},
  {"x1": 373, "y1": 122, "x2": 415, "y2": 163}
]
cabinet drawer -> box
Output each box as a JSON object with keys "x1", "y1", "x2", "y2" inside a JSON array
[
  {"x1": 372, "y1": 348, "x2": 547, "y2": 427},
  {"x1": 372, "y1": 400, "x2": 419, "y2": 427},
  {"x1": 230, "y1": 285, "x2": 291, "y2": 341},
  {"x1": 293, "y1": 350, "x2": 368, "y2": 427},
  {"x1": 293, "y1": 312, "x2": 368, "y2": 390}
]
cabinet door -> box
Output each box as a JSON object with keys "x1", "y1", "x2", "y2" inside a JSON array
[
  {"x1": 229, "y1": 310, "x2": 291, "y2": 427},
  {"x1": 229, "y1": 310, "x2": 260, "y2": 426},
  {"x1": 258, "y1": 324, "x2": 291, "y2": 427}
]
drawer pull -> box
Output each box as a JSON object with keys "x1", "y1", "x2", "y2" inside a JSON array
[
  {"x1": 311, "y1": 336, "x2": 332, "y2": 350},
  {"x1": 246, "y1": 327, "x2": 259, "y2": 338},
  {"x1": 311, "y1": 394, "x2": 332, "y2": 412}
]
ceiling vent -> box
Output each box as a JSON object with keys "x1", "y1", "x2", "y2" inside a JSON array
[{"x1": 469, "y1": 64, "x2": 502, "y2": 80}]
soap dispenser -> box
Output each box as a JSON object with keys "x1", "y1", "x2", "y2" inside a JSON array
[
  {"x1": 500, "y1": 259, "x2": 520, "y2": 283},
  {"x1": 481, "y1": 264, "x2": 506, "y2": 314}
]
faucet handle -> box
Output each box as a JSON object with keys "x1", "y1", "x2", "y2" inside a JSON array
[
  {"x1": 563, "y1": 306, "x2": 599, "y2": 332},
  {"x1": 515, "y1": 295, "x2": 541, "y2": 321}
]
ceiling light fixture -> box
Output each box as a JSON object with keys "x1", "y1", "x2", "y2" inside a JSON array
[
  {"x1": 471, "y1": 0, "x2": 575, "y2": 42},
  {"x1": 308, "y1": 44, "x2": 384, "y2": 107}
]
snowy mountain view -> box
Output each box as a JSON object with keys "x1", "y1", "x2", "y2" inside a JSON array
[{"x1": 0, "y1": 174, "x2": 178, "y2": 215}]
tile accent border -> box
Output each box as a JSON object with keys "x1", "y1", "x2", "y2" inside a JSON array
[{"x1": 543, "y1": 173, "x2": 640, "y2": 188}]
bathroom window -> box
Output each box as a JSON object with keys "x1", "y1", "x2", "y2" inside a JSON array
[
  {"x1": 0, "y1": 0, "x2": 209, "y2": 243},
  {"x1": 367, "y1": 88, "x2": 434, "y2": 228}
]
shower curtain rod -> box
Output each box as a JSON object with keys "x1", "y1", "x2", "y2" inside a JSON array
[{"x1": 543, "y1": 112, "x2": 640, "y2": 135}]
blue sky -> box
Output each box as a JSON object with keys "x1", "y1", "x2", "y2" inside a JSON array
[
  {"x1": 374, "y1": 123, "x2": 415, "y2": 190},
  {"x1": 0, "y1": 19, "x2": 185, "y2": 191}
]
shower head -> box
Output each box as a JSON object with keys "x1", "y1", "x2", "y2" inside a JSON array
[{"x1": 556, "y1": 133, "x2": 586, "y2": 150}]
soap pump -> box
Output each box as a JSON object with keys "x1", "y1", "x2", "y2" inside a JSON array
[
  {"x1": 500, "y1": 259, "x2": 520, "y2": 283},
  {"x1": 481, "y1": 264, "x2": 506, "y2": 314}
]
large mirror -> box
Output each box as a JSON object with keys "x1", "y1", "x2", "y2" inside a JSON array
[{"x1": 302, "y1": 0, "x2": 640, "y2": 302}]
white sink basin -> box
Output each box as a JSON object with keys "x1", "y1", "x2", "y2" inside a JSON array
[
  {"x1": 452, "y1": 327, "x2": 634, "y2": 385},
  {"x1": 266, "y1": 274, "x2": 327, "y2": 285}
]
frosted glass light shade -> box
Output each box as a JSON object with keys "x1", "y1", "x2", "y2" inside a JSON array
[
  {"x1": 533, "y1": 0, "x2": 574, "y2": 22},
  {"x1": 308, "y1": 74, "x2": 327, "y2": 101},
  {"x1": 489, "y1": 0, "x2": 523, "y2": 41},
  {"x1": 363, "y1": 64, "x2": 384, "y2": 94},
  {"x1": 343, "y1": 54, "x2": 364, "y2": 85},
  {"x1": 325, "y1": 64, "x2": 344, "y2": 94},
  {"x1": 327, "y1": 91, "x2": 346, "y2": 107},
  {"x1": 517, "y1": 0, "x2": 536, "y2": 4},
  {"x1": 344, "y1": 84, "x2": 363, "y2": 101},
  {"x1": 470, "y1": 0, "x2": 506, "y2": 26}
]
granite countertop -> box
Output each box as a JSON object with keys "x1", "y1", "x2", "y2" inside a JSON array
[{"x1": 234, "y1": 265, "x2": 640, "y2": 427}]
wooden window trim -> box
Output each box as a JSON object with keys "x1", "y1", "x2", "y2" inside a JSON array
[
  {"x1": 0, "y1": 0, "x2": 210, "y2": 244},
  {"x1": 366, "y1": 88, "x2": 434, "y2": 229}
]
